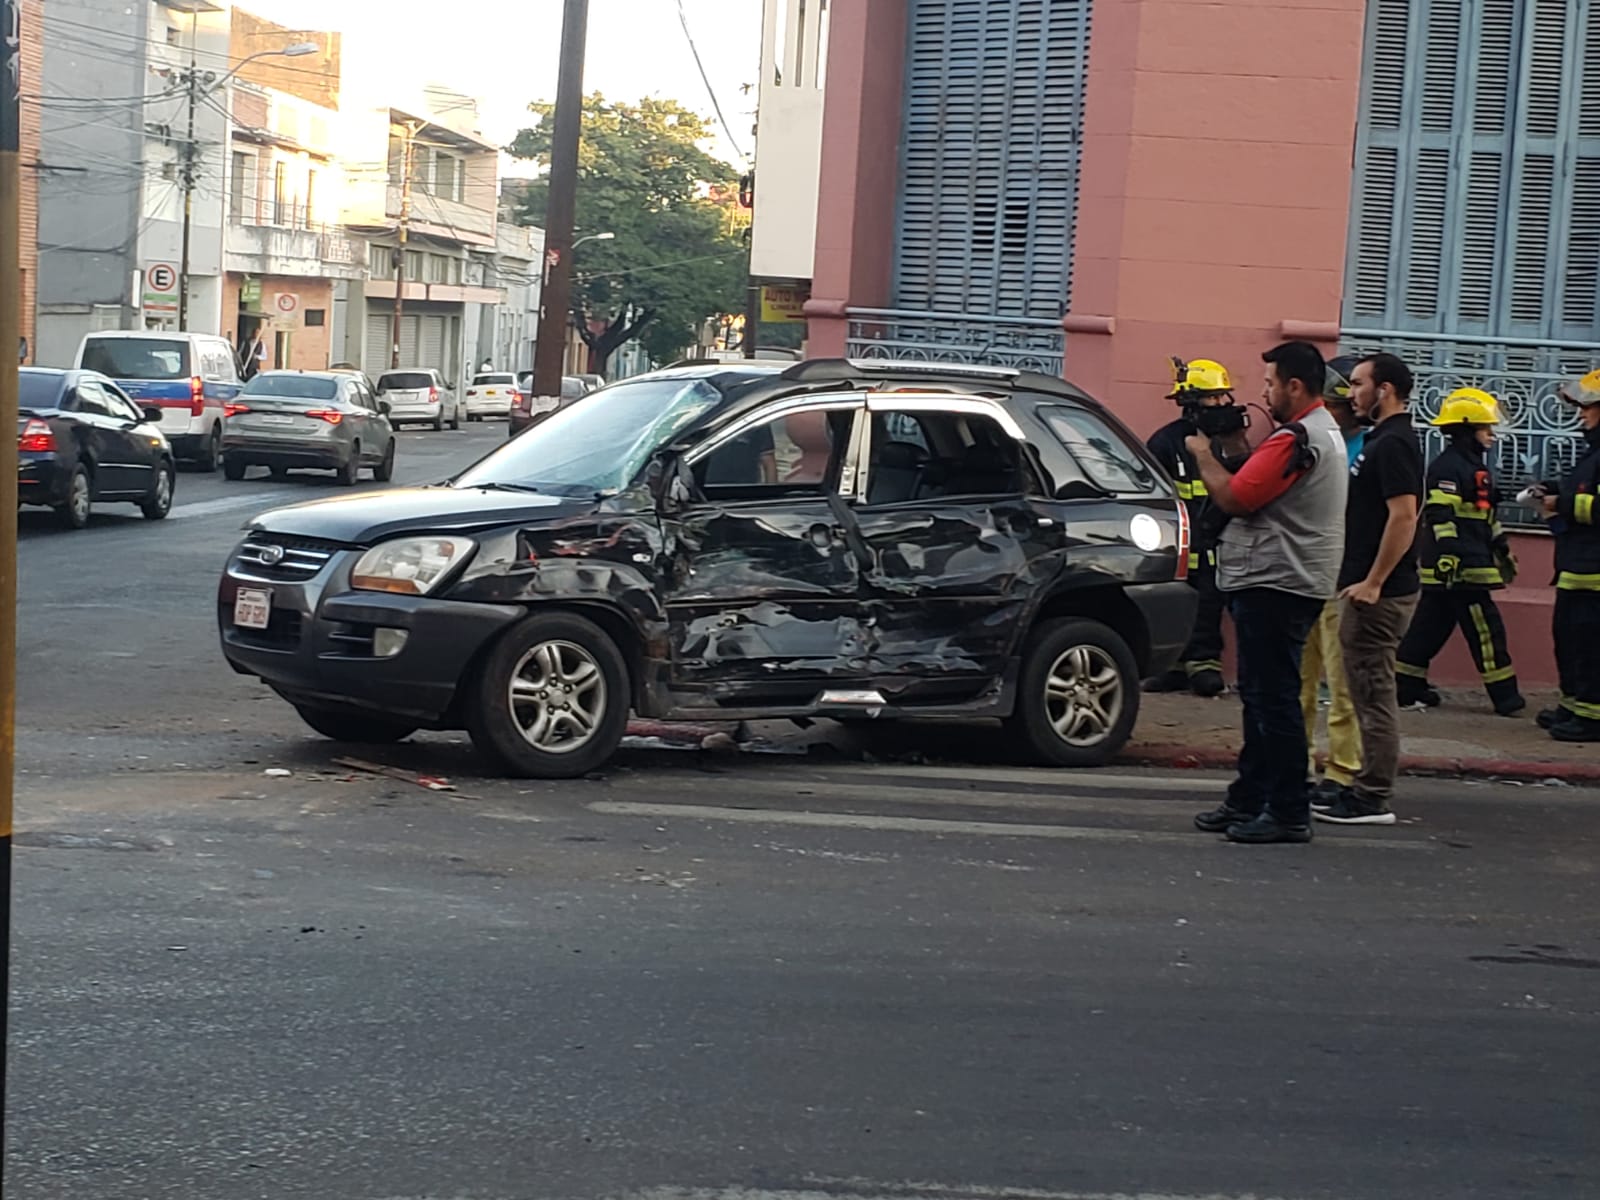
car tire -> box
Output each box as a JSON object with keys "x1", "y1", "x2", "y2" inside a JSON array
[
  {"x1": 449, "y1": 410, "x2": 461, "y2": 431},
  {"x1": 294, "y1": 705, "x2": 417, "y2": 744},
  {"x1": 140, "y1": 461, "x2": 175, "y2": 520},
  {"x1": 374, "y1": 439, "x2": 396, "y2": 482},
  {"x1": 338, "y1": 444, "x2": 360, "y2": 487},
  {"x1": 432, "y1": 416, "x2": 443, "y2": 432},
  {"x1": 1005, "y1": 617, "x2": 1140, "y2": 768},
  {"x1": 223, "y1": 456, "x2": 247, "y2": 481},
  {"x1": 466, "y1": 612, "x2": 631, "y2": 779},
  {"x1": 196, "y1": 424, "x2": 222, "y2": 472},
  {"x1": 55, "y1": 463, "x2": 92, "y2": 530}
]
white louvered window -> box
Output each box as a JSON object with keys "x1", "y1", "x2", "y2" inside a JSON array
[
  {"x1": 1343, "y1": 0, "x2": 1600, "y2": 342},
  {"x1": 891, "y1": 0, "x2": 1093, "y2": 319}
]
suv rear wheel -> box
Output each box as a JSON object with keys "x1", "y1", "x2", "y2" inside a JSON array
[
  {"x1": 1007, "y1": 617, "x2": 1140, "y2": 767},
  {"x1": 466, "y1": 612, "x2": 630, "y2": 778}
]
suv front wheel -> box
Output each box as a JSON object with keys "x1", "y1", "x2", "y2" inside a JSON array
[
  {"x1": 1007, "y1": 617, "x2": 1140, "y2": 767},
  {"x1": 466, "y1": 612, "x2": 631, "y2": 778}
]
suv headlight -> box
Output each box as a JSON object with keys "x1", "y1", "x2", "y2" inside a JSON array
[{"x1": 351, "y1": 536, "x2": 475, "y2": 595}]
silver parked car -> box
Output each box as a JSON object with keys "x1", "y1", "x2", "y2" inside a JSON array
[
  {"x1": 375, "y1": 367, "x2": 460, "y2": 431},
  {"x1": 222, "y1": 370, "x2": 397, "y2": 486}
]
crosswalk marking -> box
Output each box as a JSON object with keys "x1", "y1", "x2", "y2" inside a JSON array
[{"x1": 587, "y1": 801, "x2": 1433, "y2": 851}]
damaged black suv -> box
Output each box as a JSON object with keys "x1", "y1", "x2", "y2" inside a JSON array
[{"x1": 218, "y1": 358, "x2": 1197, "y2": 777}]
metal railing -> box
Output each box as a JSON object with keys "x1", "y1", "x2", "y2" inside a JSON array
[
  {"x1": 1340, "y1": 329, "x2": 1599, "y2": 530},
  {"x1": 845, "y1": 308, "x2": 1065, "y2": 376}
]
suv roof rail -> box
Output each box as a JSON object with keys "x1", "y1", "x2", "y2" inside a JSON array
[{"x1": 779, "y1": 357, "x2": 1082, "y2": 400}]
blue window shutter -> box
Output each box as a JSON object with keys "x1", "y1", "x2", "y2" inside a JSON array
[
  {"x1": 1344, "y1": 0, "x2": 1600, "y2": 343},
  {"x1": 891, "y1": 0, "x2": 1093, "y2": 320}
]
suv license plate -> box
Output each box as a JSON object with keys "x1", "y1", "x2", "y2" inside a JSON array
[{"x1": 234, "y1": 587, "x2": 272, "y2": 630}]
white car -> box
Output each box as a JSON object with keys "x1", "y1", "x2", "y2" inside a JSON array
[
  {"x1": 375, "y1": 368, "x2": 460, "y2": 431},
  {"x1": 464, "y1": 372, "x2": 518, "y2": 420}
]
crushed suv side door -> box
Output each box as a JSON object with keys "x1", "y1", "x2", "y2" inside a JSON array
[
  {"x1": 844, "y1": 392, "x2": 1063, "y2": 686},
  {"x1": 658, "y1": 393, "x2": 869, "y2": 704}
]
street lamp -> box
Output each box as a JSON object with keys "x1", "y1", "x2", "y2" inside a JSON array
[
  {"x1": 572, "y1": 232, "x2": 615, "y2": 250},
  {"x1": 177, "y1": 40, "x2": 320, "y2": 329}
]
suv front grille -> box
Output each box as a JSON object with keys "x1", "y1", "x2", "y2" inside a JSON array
[{"x1": 233, "y1": 534, "x2": 342, "y2": 581}]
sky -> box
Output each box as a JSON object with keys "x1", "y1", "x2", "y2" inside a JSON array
[{"x1": 242, "y1": 0, "x2": 763, "y2": 174}]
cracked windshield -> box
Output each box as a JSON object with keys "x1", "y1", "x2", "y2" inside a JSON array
[{"x1": 5, "y1": 0, "x2": 1598, "y2": 1197}]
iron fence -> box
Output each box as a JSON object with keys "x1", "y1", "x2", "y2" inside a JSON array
[
  {"x1": 845, "y1": 308, "x2": 1065, "y2": 376},
  {"x1": 1340, "y1": 330, "x2": 1599, "y2": 530}
]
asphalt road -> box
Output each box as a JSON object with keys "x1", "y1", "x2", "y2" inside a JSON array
[{"x1": 11, "y1": 422, "x2": 1600, "y2": 1200}]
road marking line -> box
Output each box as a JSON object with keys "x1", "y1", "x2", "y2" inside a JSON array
[
  {"x1": 820, "y1": 766, "x2": 1233, "y2": 793},
  {"x1": 608, "y1": 1186, "x2": 1303, "y2": 1200},
  {"x1": 168, "y1": 492, "x2": 285, "y2": 519},
  {"x1": 587, "y1": 802, "x2": 1432, "y2": 851}
]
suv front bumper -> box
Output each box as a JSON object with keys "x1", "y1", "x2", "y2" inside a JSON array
[{"x1": 218, "y1": 552, "x2": 523, "y2": 723}]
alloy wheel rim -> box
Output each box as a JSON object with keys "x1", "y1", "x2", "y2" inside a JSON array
[
  {"x1": 507, "y1": 640, "x2": 606, "y2": 753},
  {"x1": 1044, "y1": 644, "x2": 1123, "y2": 746},
  {"x1": 71, "y1": 474, "x2": 90, "y2": 521},
  {"x1": 155, "y1": 469, "x2": 171, "y2": 510}
]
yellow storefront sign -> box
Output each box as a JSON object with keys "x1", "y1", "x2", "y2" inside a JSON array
[{"x1": 760, "y1": 285, "x2": 810, "y2": 323}]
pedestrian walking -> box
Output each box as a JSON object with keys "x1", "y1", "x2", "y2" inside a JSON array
[
  {"x1": 1395, "y1": 388, "x2": 1525, "y2": 716},
  {"x1": 1144, "y1": 357, "x2": 1250, "y2": 697},
  {"x1": 1189, "y1": 342, "x2": 1349, "y2": 844},
  {"x1": 1299, "y1": 355, "x2": 1366, "y2": 805},
  {"x1": 1534, "y1": 370, "x2": 1600, "y2": 742},
  {"x1": 1314, "y1": 352, "x2": 1423, "y2": 827}
]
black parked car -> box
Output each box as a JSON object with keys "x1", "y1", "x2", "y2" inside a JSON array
[
  {"x1": 19, "y1": 368, "x2": 176, "y2": 529},
  {"x1": 218, "y1": 359, "x2": 1197, "y2": 777}
]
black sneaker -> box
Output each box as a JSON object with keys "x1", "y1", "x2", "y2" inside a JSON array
[
  {"x1": 1308, "y1": 779, "x2": 1345, "y2": 812},
  {"x1": 1537, "y1": 707, "x2": 1567, "y2": 731},
  {"x1": 1397, "y1": 681, "x2": 1441, "y2": 710},
  {"x1": 1144, "y1": 670, "x2": 1188, "y2": 694},
  {"x1": 1225, "y1": 811, "x2": 1313, "y2": 844},
  {"x1": 1313, "y1": 793, "x2": 1397, "y2": 826},
  {"x1": 1188, "y1": 669, "x2": 1226, "y2": 698},
  {"x1": 1494, "y1": 694, "x2": 1527, "y2": 717},
  {"x1": 1194, "y1": 804, "x2": 1254, "y2": 833},
  {"x1": 1549, "y1": 717, "x2": 1600, "y2": 743}
]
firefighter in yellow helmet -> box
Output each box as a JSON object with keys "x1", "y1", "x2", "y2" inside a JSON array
[
  {"x1": 1531, "y1": 370, "x2": 1600, "y2": 741},
  {"x1": 1395, "y1": 388, "x2": 1525, "y2": 715},
  {"x1": 1144, "y1": 358, "x2": 1249, "y2": 696}
]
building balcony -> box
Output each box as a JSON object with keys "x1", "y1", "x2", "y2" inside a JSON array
[
  {"x1": 225, "y1": 220, "x2": 366, "y2": 280},
  {"x1": 385, "y1": 185, "x2": 496, "y2": 246}
]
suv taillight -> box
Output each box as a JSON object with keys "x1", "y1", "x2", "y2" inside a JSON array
[
  {"x1": 190, "y1": 376, "x2": 205, "y2": 418},
  {"x1": 1174, "y1": 499, "x2": 1191, "y2": 581},
  {"x1": 18, "y1": 419, "x2": 54, "y2": 453},
  {"x1": 429, "y1": 387, "x2": 439, "y2": 403}
]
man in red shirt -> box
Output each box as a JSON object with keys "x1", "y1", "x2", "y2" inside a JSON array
[{"x1": 1185, "y1": 342, "x2": 1350, "y2": 844}]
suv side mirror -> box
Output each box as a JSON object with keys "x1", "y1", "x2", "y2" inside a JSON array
[
  {"x1": 141, "y1": 405, "x2": 164, "y2": 425},
  {"x1": 379, "y1": 399, "x2": 392, "y2": 415},
  {"x1": 653, "y1": 454, "x2": 696, "y2": 513}
]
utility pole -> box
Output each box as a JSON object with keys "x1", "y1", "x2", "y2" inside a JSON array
[
  {"x1": 177, "y1": 9, "x2": 199, "y2": 330},
  {"x1": 390, "y1": 120, "x2": 420, "y2": 369},
  {"x1": 532, "y1": 0, "x2": 589, "y2": 405},
  {"x1": 1, "y1": 0, "x2": 22, "y2": 1182}
]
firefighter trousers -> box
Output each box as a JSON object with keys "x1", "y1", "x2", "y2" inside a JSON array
[
  {"x1": 1554, "y1": 590, "x2": 1600, "y2": 722},
  {"x1": 1396, "y1": 588, "x2": 1520, "y2": 708},
  {"x1": 1181, "y1": 556, "x2": 1225, "y2": 677}
]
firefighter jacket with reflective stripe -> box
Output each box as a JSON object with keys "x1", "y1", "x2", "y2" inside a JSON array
[
  {"x1": 1418, "y1": 442, "x2": 1510, "y2": 588},
  {"x1": 1147, "y1": 417, "x2": 1215, "y2": 567},
  {"x1": 1553, "y1": 424, "x2": 1600, "y2": 592}
]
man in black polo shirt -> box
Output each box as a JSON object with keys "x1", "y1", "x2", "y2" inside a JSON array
[{"x1": 1316, "y1": 352, "x2": 1423, "y2": 826}]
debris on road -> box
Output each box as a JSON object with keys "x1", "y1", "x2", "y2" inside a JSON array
[
  {"x1": 262, "y1": 768, "x2": 292, "y2": 778},
  {"x1": 332, "y1": 757, "x2": 466, "y2": 795}
]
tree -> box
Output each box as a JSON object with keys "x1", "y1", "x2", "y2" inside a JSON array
[{"x1": 508, "y1": 94, "x2": 750, "y2": 369}]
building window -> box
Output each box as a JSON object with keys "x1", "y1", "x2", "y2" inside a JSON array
[
  {"x1": 273, "y1": 162, "x2": 287, "y2": 225},
  {"x1": 229, "y1": 151, "x2": 251, "y2": 222},
  {"x1": 434, "y1": 153, "x2": 458, "y2": 202},
  {"x1": 368, "y1": 243, "x2": 396, "y2": 280},
  {"x1": 304, "y1": 169, "x2": 317, "y2": 229},
  {"x1": 404, "y1": 249, "x2": 425, "y2": 281},
  {"x1": 305, "y1": 309, "x2": 326, "y2": 327},
  {"x1": 388, "y1": 133, "x2": 404, "y2": 185}
]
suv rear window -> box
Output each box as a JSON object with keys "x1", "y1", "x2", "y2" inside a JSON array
[
  {"x1": 1041, "y1": 405, "x2": 1158, "y2": 494},
  {"x1": 473, "y1": 374, "x2": 517, "y2": 386},
  {"x1": 81, "y1": 337, "x2": 190, "y2": 381},
  {"x1": 379, "y1": 372, "x2": 433, "y2": 390}
]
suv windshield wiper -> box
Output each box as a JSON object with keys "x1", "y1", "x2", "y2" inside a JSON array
[{"x1": 466, "y1": 481, "x2": 542, "y2": 494}]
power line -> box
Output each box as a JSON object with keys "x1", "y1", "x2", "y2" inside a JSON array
[{"x1": 674, "y1": 0, "x2": 748, "y2": 161}]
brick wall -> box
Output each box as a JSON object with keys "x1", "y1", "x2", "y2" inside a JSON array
[
  {"x1": 229, "y1": 8, "x2": 341, "y2": 110},
  {"x1": 19, "y1": 0, "x2": 42, "y2": 363}
]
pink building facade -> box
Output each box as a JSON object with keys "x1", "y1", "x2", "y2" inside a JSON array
[{"x1": 797, "y1": 0, "x2": 1600, "y2": 687}]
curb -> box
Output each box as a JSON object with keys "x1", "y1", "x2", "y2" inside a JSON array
[{"x1": 1119, "y1": 742, "x2": 1600, "y2": 785}]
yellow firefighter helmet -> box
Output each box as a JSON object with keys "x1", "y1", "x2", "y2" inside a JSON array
[
  {"x1": 1167, "y1": 357, "x2": 1233, "y2": 400},
  {"x1": 1559, "y1": 369, "x2": 1600, "y2": 408},
  {"x1": 1431, "y1": 387, "x2": 1502, "y2": 427}
]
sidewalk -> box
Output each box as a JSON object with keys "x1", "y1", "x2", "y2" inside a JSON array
[
  {"x1": 625, "y1": 685, "x2": 1600, "y2": 786},
  {"x1": 1128, "y1": 686, "x2": 1600, "y2": 784}
]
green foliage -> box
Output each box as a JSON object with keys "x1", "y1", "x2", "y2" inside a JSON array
[{"x1": 508, "y1": 94, "x2": 749, "y2": 367}]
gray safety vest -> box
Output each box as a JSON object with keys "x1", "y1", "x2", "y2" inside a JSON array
[{"x1": 1216, "y1": 404, "x2": 1348, "y2": 599}]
